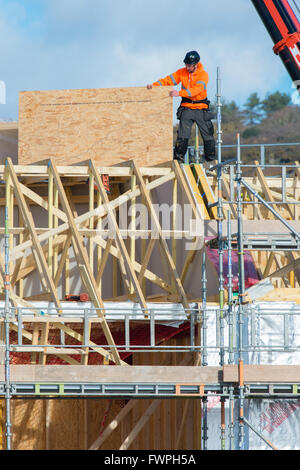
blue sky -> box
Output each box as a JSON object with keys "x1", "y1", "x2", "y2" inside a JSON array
[{"x1": 0, "y1": 0, "x2": 298, "y2": 121}]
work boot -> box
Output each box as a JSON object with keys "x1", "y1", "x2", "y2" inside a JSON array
[{"x1": 204, "y1": 139, "x2": 216, "y2": 162}]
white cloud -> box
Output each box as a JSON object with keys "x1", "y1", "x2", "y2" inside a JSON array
[{"x1": 0, "y1": 0, "x2": 295, "y2": 120}]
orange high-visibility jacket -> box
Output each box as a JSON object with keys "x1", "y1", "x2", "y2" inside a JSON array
[{"x1": 153, "y1": 62, "x2": 209, "y2": 110}]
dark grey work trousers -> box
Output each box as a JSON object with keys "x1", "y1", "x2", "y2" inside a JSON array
[{"x1": 174, "y1": 107, "x2": 216, "y2": 163}]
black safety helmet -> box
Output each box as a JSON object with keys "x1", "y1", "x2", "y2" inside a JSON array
[{"x1": 184, "y1": 51, "x2": 200, "y2": 65}]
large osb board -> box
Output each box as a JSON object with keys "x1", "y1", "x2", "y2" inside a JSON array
[
  {"x1": 10, "y1": 400, "x2": 46, "y2": 450},
  {"x1": 18, "y1": 86, "x2": 173, "y2": 166}
]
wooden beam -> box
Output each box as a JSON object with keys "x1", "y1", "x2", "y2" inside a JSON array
[
  {"x1": 130, "y1": 172, "x2": 136, "y2": 294},
  {"x1": 51, "y1": 322, "x2": 127, "y2": 366},
  {"x1": 95, "y1": 238, "x2": 113, "y2": 287},
  {"x1": 268, "y1": 258, "x2": 300, "y2": 278},
  {"x1": 193, "y1": 164, "x2": 218, "y2": 219},
  {"x1": 53, "y1": 184, "x2": 59, "y2": 276},
  {"x1": 12, "y1": 234, "x2": 67, "y2": 285},
  {"x1": 255, "y1": 287, "x2": 300, "y2": 303},
  {"x1": 254, "y1": 160, "x2": 280, "y2": 220},
  {"x1": 53, "y1": 234, "x2": 72, "y2": 288},
  {"x1": 89, "y1": 400, "x2": 136, "y2": 450},
  {"x1": 17, "y1": 179, "x2": 68, "y2": 223},
  {"x1": 89, "y1": 159, "x2": 148, "y2": 313},
  {"x1": 0, "y1": 264, "x2": 91, "y2": 366},
  {"x1": 119, "y1": 400, "x2": 161, "y2": 450},
  {"x1": 183, "y1": 165, "x2": 209, "y2": 219},
  {"x1": 48, "y1": 167, "x2": 54, "y2": 277},
  {"x1": 173, "y1": 162, "x2": 203, "y2": 285},
  {"x1": 137, "y1": 239, "x2": 156, "y2": 284},
  {"x1": 10, "y1": 172, "x2": 175, "y2": 262},
  {"x1": 93, "y1": 235, "x2": 173, "y2": 293},
  {"x1": 132, "y1": 161, "x2": 190, "y2": 310},
  {"x1": 6, "y1": 158, "x2": 62, "y2": 308},
  {"x1": 49, "y1": 159, "x2": 122, "y2": 366},
  {"x1": 263, "y1": 252, "x2": 275, "y2": 278},
  {"x1": 10, "y1": 228, "x2": 30, "y2": 287},
  {"x1": 88, "y1": 168, "x2": 95, "y2": 269},
  {"x1": 9, "y1": 324, "x2": 81, "y2": 366},
  {"x1": 96, "y1": 189, "x2": 103, "y2": 293},
  {"x1": 224, "y1": 364, "x2": 300, "y2": 383},
  {"x1": 0, "y1": 164, "x2": 174, "y2": 178}
]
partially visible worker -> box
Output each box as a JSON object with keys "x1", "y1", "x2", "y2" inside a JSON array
[{"x1": 147, "y1": 51, "x2": 216, "y2": 164}]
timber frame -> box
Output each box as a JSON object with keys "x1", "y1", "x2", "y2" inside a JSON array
[
  {"x1": 2, "y1": 158, "x2": 300, "y2": 450},
  {"x1": 2, "y1": 159, "x2": 300, "y2": 366},
  {"x1": 0, "y1": 159, "x2": 204, "y2": 366}
]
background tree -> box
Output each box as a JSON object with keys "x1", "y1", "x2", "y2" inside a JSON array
[
  {"x1": 221, "y1": 99, "x2": 244, "y2": 125},
  {"x1": 243, "y1": 92, "x2": 262, "y2": 125},
  {"x1": 261, "y1": 91, "x2": 291, "y2": 116}
]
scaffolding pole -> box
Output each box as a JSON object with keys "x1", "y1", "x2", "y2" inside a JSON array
[
  {"x1": 236, "y1": 134, "x2": 246, "y2": 307},
  {"x1": 238, "y1": 359, "x2": 245, "y2": 450},
  {"x1": 201, "y1": 249, "x2": 208, "y2": 367},
  {"x1": 240, "y1": 179, "x2": 300, "y2": 241},
  {"x1": 241, "y1": 416, "x2": 277, "y2": 450},
  {"x1": 202, "y1": 397, "x2": 208, "y2": 451},
  {"x1": 235, "y1": 137, "x2": 246, "y2": 450},
  {"x1": 220, "y1": 397, "x2": 226, "y2": 450},
  {"x1": 227, "y1": 210, "x2": 234, "y2": 364},
  {"x1": 4, "y1": 161, "x2": 12, "y2": 450},
  {"x1": 216, "y1": 66, "x2": 225, "y2": 367},
  {"x1": 201, "y1": 248, "x2": 208, "y2": 449},
  {"x1": 229, "y1": 386, "x2": 235, "y2": 450}
]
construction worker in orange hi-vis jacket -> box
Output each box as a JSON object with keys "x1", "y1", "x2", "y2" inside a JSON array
[{"x1": 147, "y1": 51, "x2": 216, "y2": 164}]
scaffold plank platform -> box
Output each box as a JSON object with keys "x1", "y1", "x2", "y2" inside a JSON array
[{"x1": 1, "y1": 365, "x2": 300, "y2": 398}]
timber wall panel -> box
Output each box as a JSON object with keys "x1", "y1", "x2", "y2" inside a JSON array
[
  {"x1": 6, "y1": 321, "x2": 200, "y2": 450},
  {"x1": 11, "y1": 400, "x2": 46, "y2": 450},
  {"x1": 46, "y1": 399, "x2": 85, "y2": 450},
  {"x1": 18, "y1": 87, "x2": 173, "y2": 166},
  {"x1": 87, "y1": 399, "x2": 124, "y2": 451}
]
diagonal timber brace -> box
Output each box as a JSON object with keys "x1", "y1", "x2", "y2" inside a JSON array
[{"x1": 49, "y1": 159, "x2": 123, "y2": 366}]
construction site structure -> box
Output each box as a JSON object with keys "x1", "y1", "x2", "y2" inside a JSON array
[
  {"x1": 0, "y1": 0, "x2": 300, "y2": 451},
  {"x1": 1, "y1": 66, "x2": 300, "y2": 450}
]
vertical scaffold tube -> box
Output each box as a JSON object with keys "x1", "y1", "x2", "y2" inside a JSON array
[
  {"x1": 4, "y1": 162, "x2": 12, "y2": 450},
  {"x1": 229, "y1": 385, "x2": 235, "y2": 450},
  {"x1": 202, "y1": 249, "x2": 208, "y2": 367},
  {"x1": 201, "y1": 248, "x2": 208, "y2": 449},
  {"x1": 216, "y1": 67, "x2": 225, "y2": 366},
  {"x1": 221, "y1": 398, "x2": 226, "y2": 450},
  {"x1": 202, "y1": 397, "x2": 208, "y2": 450},
  {"x1": 236, "y1": 137, "x2": 245, "y2": 450},
  {"x1": 227, "y1": 210, "x2": 234, "y2": 364},
  {"x1": 238, "y1": 359, "x2": 245, "y2": 450},
  {"x1": 236, "y1": 135, "x2": 245, "y2": 364}
]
